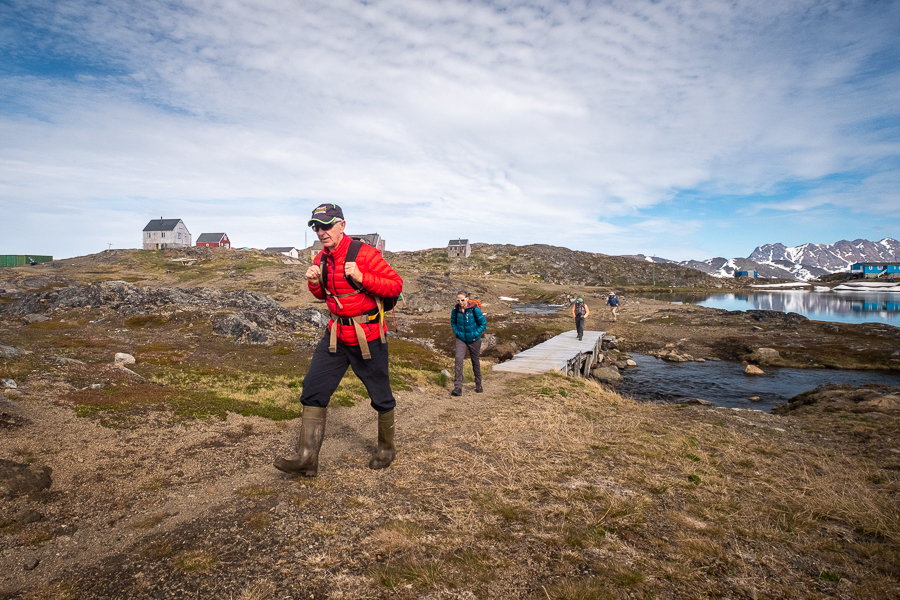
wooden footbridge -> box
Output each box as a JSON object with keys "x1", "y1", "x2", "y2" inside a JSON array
[{"x1": 492, "y1": 330, "x2": 606, "y2": 378}]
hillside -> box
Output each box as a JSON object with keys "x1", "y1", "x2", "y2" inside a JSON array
[{"x1": 1, "y1": 246, "x2": 899, "y2": 599}]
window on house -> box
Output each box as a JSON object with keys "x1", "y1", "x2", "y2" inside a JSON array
[{"x1": 178, "y1": 232, "x2": 182, "y2": 239}]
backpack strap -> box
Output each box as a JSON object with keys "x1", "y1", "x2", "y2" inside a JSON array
[{"x1": 318, "y1": 240, "x2": 365, "y2": 310}]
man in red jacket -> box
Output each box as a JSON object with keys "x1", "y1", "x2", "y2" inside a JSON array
[{"x1": 274, "y1": 203, "x2": 403, "y2": 477}]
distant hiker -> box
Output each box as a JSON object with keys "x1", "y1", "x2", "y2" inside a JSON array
[
  {"x1": 451, "y1": 290, "x2": 487, "y2": 396},
  {"x1": 28, "y1": 258, "x2": 36, "y2": 266},
  {"x1": 607, "y1": 292, "x2": 620, "y2": 322},
  {"x1": 571, "y1": 297, "x2": 589, "y2": 341},
  {"x1": 274, "y1": 203, "x2": 403, "y2": 477}
]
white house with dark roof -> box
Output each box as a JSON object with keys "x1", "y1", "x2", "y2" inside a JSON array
[
  {"x1": 196, "y1": 233, "x2": 231, "y2": 248},
  {"x1": 143, "y1": 218, "x2": 191, "y2": 249},
  {"x1": 447, "y1": 239, "x2": 471, "y2": 258},
  {"x1": 266, "y1": 247, "x2": 300, "y2": 259}
]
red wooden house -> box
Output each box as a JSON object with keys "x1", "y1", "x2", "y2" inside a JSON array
[{"x1": 196, "y1": 233, "x2": 231, "y2": 248}]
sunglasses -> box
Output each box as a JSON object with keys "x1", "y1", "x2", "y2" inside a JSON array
[
  {"x1": 311, "y1": 220, "x2": 341, "y2": 232},
  {"x1": 457, "y1": 298, "x2": 468, "y2": 303}
]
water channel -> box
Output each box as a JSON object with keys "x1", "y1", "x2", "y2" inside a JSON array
[
  {"x1": 511, "y1": 294, "x2": 900, "y2": 411},
  {"x1": 616, "y1": 354, "x2": 900, "y2": 412},
  {"x1": 632, "y1": 289, "x2": 900, "y2": 325}
]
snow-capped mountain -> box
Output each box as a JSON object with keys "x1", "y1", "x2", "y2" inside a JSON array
[
  {"x1": 624, "y1": 238, "x2": 898, "y2": 281},
  {"x1": 748, "y1": 238, "x2": 900, "y2": 272}
]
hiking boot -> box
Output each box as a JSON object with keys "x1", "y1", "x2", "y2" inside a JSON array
[
  {"x1": 451, "y1": 388, "x2": 462, "y2": 396},
  {"x1": 475, "y1": 386, "x2": 483, "y2": 393},
  {"x1": 369, "y1": 410, "x2": 395, "y2": 470},
  {"x1": 274, "y1": 406, "x2": 327, "y2": 477}
]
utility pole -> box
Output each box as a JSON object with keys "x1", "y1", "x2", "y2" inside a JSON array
[{"x1": 107, "y1": 243, "x2": 112, "y2": 251}]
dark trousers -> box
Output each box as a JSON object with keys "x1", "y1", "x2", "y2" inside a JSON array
[
  {"x1": 575, "y1": 317, "x2": 585, "y2": 338},
  {"x1": 300, "y1": 334, "x2": 396, "y2": 413},
  {"x1": 454, "y1": 337, "x2": 482, "y2": 390}
]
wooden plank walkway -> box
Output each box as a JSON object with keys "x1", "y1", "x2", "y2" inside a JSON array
[{"x1": 492, "y1": 330, "x2": 606, "y2": 376}]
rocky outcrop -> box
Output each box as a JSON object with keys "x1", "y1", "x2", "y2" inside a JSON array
[
  {"x1": 591, "y1": 365, "x2": 622, "y2": 383},
  {"x1": 775, "y1": 383, "x2": 900, "y2": 414},
  {"x1": 0, "y1": 281, "x2": 330, "y2": 345}
]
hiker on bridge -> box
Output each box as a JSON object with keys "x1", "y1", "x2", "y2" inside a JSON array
[
  {"x1": 607, "y1": 292, "x2": 620, "y2": 322},
  {"x1": 571, "y1": 297, "x2": 589, "y2": 340},
  {"x1": 451, "y1": 290, "x2": 487, "y2": 396},
  {"x1": 274, "y1": 203, "x2": 403, "y2": 477}
]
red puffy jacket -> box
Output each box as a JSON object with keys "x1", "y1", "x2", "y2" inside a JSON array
[{"x1": 309, "y1": 234, "x2": 403, "y2": 345}]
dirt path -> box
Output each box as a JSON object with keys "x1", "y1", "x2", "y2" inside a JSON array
[{"x1": 0, "y1": 368, "x2": 516, "y2": 596}]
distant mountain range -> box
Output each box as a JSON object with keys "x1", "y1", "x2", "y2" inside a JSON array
[{"x1": 627, "y1": 238, "x2": 900, "y2": 281}]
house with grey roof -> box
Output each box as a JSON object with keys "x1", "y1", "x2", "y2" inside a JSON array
[
  {"x1": 266, "y1": 247, "x2": 300, "y2": 259},
  {"x1": 447, "y1": 239, "x2": 471, "y2": 258},
  {"x1": 196, "y1": 233, "x2": 231, "y2": 248},
  {"x1": 143, "y1": 218, "x2": 191, "y2": 249}
]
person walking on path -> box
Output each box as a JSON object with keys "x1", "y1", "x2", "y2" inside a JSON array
[
  {"x1": 571, "y1": 297, "x2": 589, "y2": 340},
  {"x1": 607, "y1": 292, "x2": 620, "y2": 322},
  {"x1": 274, "y1": 203, "x2": 403, "y2": 477},
  {"x1": 450, "y1": 290, "x2": 487, "y2": 396}
]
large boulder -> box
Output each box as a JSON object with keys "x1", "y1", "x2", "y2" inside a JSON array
[{"x1": 591, "y1": 365, "x2": 622, "y2": 383}]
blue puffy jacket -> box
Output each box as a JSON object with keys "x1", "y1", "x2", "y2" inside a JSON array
[{"x1": 451, "y1": 303, "x2": 487, "y2": 344}]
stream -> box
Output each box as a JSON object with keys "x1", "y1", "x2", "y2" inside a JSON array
[{"x1": 617, "y1": 353, "x2": 900, "y2": 412}]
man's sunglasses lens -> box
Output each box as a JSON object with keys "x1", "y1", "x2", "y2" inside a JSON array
[{"x1": 312, "y1": 222, "x2": 337, "y2": 232}]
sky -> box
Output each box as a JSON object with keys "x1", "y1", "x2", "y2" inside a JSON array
[{"x1": 1, "y1": 0, "x2": 898, "y2": 261}]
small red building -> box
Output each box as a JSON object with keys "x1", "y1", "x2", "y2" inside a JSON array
[{"x1": 196, "y1": 233, "x2": 230, "y2": 248}]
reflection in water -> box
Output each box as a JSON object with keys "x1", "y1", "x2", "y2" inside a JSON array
[
  {"x1": 619, "y1": 353, "x2": 900, "y2": 412},
  {"x1": 633, "y1": 291, "x2": 900, "y2": 325}
]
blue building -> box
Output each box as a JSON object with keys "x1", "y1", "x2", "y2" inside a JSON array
[
  {"x1": 734, "y1": 270, "x2": 758, "y2": 278},
  {"x1": 850, "y1": 262, "x2": 900, "y2": 278}
]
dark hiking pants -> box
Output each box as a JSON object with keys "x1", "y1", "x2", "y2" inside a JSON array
[
  {"x1": 300, "y1": 333, "x2": 396, "y2": 413},
  {"x1": 575, "y1": 317, "x2": 585, "y2": 339},
  {"x1": 454, "y1": 337, "x2": 482, "y2": 391}
]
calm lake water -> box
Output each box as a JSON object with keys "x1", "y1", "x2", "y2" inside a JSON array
[
  {"x1": 633, "y1": 290, "x2": 900, "y2": 325},
  {"x1": 618, "y1": 353, "x2": 900, "y2": 412}
]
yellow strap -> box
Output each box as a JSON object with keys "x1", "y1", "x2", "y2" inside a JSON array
[{"x1": 329, "y1": 321, "x2": 338, "y2": 353}]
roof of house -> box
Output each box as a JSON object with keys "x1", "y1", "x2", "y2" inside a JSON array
[
  {"x1": 448, "y1": 239, "x2": 469, "y2": 246},
  {"x1": 852, "y1": 262, "x2": 899, "y2": 267},
  {"x1": 143, "y1": 218, "x2": 184, "y2": 232},
  {"x1": 266, "y1": 247, "x2": 297, "y2": 252},
  {"x1": 196, "y1": 233, "x2": 227, "y2": 243},
  {"x1": 350, "y1": 233, "x2": 381, "y2": 245}
]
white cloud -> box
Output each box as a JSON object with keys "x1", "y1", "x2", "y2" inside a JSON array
[{"x1": 1, "y1": 0, "x2": 898, "y2": 258}]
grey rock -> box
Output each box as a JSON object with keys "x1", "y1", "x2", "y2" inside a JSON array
[
  {"x1": 2, "y1": 378, "x2": 16, "y2": 389},
  {"x1": 114, "y1": 352, "x2": 135, "y2": 365},
  {"x1": 754, "y1": 348, "x2": 780, "y2": 360},
  {"x1": 52, "y1": 356, "x2": 86, "y2": 365},
  {"x1": 0, "y1": 344, "x2": 27, "y2": 358},
  {"x1": 23, "y1": 557, "x2": 39, "y2": 571},
  {"x1": 23, "y1": 314, "x2": 49, "y2": 324},
  {"x1": 113, "y1": 365, "x2": 144, "y2": 379},
  {"x1": 0, "y1": 459, "x2": 52, "y2": 499},
  {"x1": 687, "y1": 398, "x2": 712, "y2": 405},
  {"x1": 591, "y1": 365, "x2": 622, "y2": 383}
]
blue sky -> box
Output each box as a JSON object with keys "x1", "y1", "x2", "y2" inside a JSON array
[{"x1": 1, "y1": 0, "x2": 898, "y2": 260}]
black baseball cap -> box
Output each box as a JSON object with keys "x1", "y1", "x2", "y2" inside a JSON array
[{"x1": 308, "y1": 203, "x2": 344, "y2": 227}]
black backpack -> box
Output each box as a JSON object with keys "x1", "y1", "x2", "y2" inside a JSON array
[{"x1": 319, "y1": 239, "x2": 403, "y2": 312}]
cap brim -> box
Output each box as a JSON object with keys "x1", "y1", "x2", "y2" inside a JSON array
[{"x1": 307, "y1": 217, "x2": 340, "y2": 227}]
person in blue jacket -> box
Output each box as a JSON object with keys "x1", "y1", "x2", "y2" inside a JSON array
[{"x1": 451, "y1": 290, "x2": 487, "y2": 396}]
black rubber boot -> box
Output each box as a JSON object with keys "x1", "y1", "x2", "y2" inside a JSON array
[
  {"x1": 368, "y1": 409, "x2": 395, "y2": 470},
  {"x1": 274, "y1": 406, "x2": 327, "y2": 476}
]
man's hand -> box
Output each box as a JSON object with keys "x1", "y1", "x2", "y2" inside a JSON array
[
  {"x1": 344, "y1": 261, "x2": 363, "y2": 284},
  {"x1": 306, "y1": 264, "x2": 321, "y2": 284}
]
